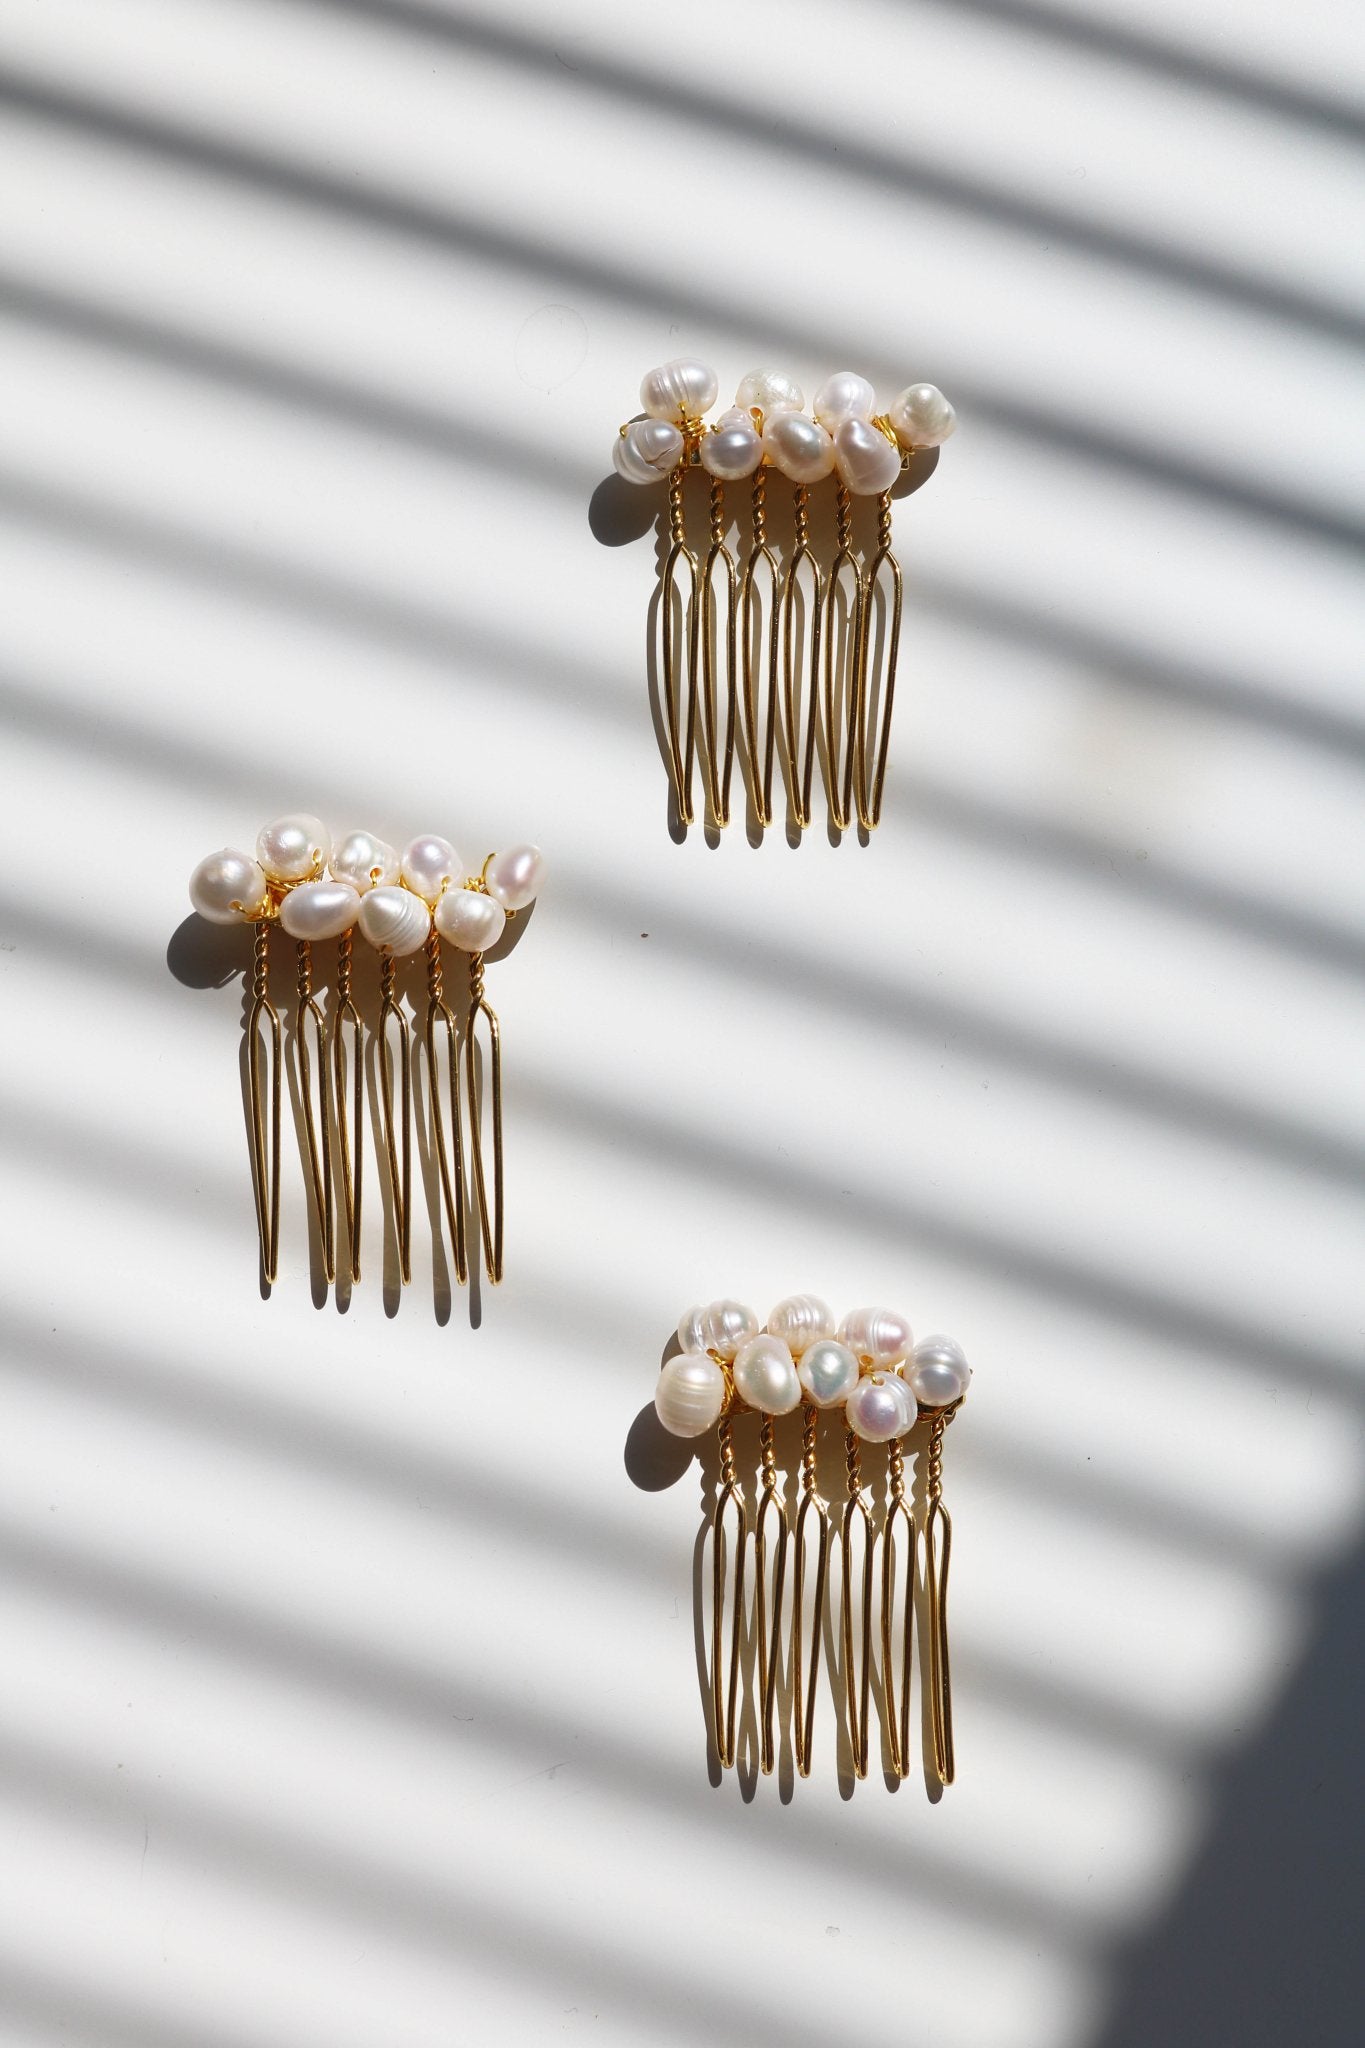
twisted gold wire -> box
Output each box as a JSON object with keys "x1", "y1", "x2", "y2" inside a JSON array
[
  {"x1": 740, "y1": 467, "x2": 780, "y2": 826},
  {"x1": 246, "y1": 917, "x2": 281, "y2": 1284},
  {"x1": 711, "y1": 1408, "x2": 748, "y2": 1770},
  {"x1": 463, "y1": 948, "x2": 504, "y2": 1284},
  {"x1": 424, "y1": 925, "x2": 469, "y2": 1285},
  {"x1": 660, "y1": 460, "x2": 699, "y2": 826},
  {"x1": 880, "y1": 1430, "x2": 916, "y2": 1780},
  {"x1": 779, "y1": 482, "x2": 822, "y2": 830},
  {"x1": 332, "y1": 927, "x2": 363, "y2": 1283},
  {"x1": 840, "y1": 1426, "x2": 874, "y2": 1780},
  {"x1": 792, "y1": 1401, "x2": 831, "y2": 1778},
  {"x1": 821, "y1": 482, "x2": 863, "y2": 831},
  {"x1": 293, "y1": 937, "x2": 335, "y2": 1284},
  {"x1": 376, "y1": 949, "x2": 412, "y2": 1285},
  {"x1": 699, "y1": 473, "x2": 737, "y2": 828},
  {"x1": 854, "y1": 488, "x2": 903, "y2": 831},
  {"x1": 923, "y1": 1408, "x2": 956, "y2": 1786},
  {"x1": 754, "y1": 1416, "x2": 790, "y2": 1777}
]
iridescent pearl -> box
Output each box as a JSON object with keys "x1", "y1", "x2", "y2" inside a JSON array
[
  {"x1": 330, "y1": 829, "x2": 399, "y2": 892},
  {"x1": 798, "y1": 1338, "x2": 860, "y2": 1409},
  {"x1": 839, "y1": 1307, "x2": 913, "y2": 1367},
  {"x1": 909, "y1": 1334, "x2": 972, "y2": 1408},
  {"x1": 847, "y1": 1371, "x2": 917, "y2": 1442},
  {"x1": 731, "y1": 1334, "x2": 802, "y2": 1415},
  {"x1": 813, "y1": 371, "x2": 875, "y2": 430},
  {"x1": 699, "y1": 421, "x2": 762, "y2": 479},
  {"x1": 702, "y1": 1299, "x2": 760, "y2": 1361},
  {"x1": 639, "y1": 359, "x2": 718, "y2": 424},
  {"x1": 613, "y1": 417, "x2": 684, "y2": 486},
  {"x1": 188, "y1": 848, "x2": 268, "y2": 924},
  {"x1": 256, "y1": 814, "x2": 329, "y2": 883},
  {"x1": 654, "y1": 1352, "x2": 727, "y2": 1437},
  {"x1": 889, "y1": 383, "x2": 956, "y2": 449},
  {"x1": 833, "y1": 417, "x2": 902, "y2": 496},
  {"x1": 434, "y1": 888, "x2": 505, "y2": 953},
  {"x1": 356, "y1": 885, "x2": 431, "y2": 955},
  {"x1": 762, "y1": 410, "x2": 835, "y2": 483},
  {"x1": 278, "y1": 879, "x2": 360, "y2": 942},
  {"x1": 766, "y1": 1293, "x2": 835, "y2": 1356},
  {"x1": 677, "y1": 1304, "x2": 709, "y2": 1354},
  {"x1": 735, "y1": 369, "x2": 804, "y2": 417},
  {"x1": 485, "y1": 844, "x2": 545, "y2": 912},
  {"x1": 401, "y1": 835, "x2": 461, "y2": 905}
]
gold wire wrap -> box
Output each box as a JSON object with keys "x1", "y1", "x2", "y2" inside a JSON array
[
  {"x1": 792, "y1": 1401, "x2": 830, "y2": 1779},
  {"x1": 293, "y1": 938, "x2": 335, "y2": 1284},
  {"x1": 246, "y1": 917, "x2": 281, "y2": 1285},
  {"x1": 711, "y1": 1407, "x2": 748, "y2": 1770},
  {"x1": 740, "y1": 467, "x2": 780, "y2": 826},
  {"x1": 463, "y1": 948, "x2": 504, "y2": 1284},
  {"x1": 424, "y1": 926, "x2": 469, "y2": 1286},
  {"x1": 699, "y1": 473, "x2": 737, "y2": 828},
  {"x1": 332, "y1": 928, "x2": 363, "y2": 1283},
  {"x1": 377, "y1": 950, "x2": 413, "y2": 1285},
  {"x1": 923, "y1": 1408, "x2": 956, "y2": 1785},
  {"x1": 840, "y1": 1427, "x2": 874, "y2": 1780},
  {"x1": 880, "y1": 1431, "x2": 916, "y2": 1780},
  {"x1": 779, "y1": 482, "x2": 822, "y2": 829},
  {"x1": 754, "y1": 1417, "x2": 790, "y2": 1777},
  {"x1": 855, "y1": 489, "x2": 903, "y2": 831},
  {"x1": 660, "y1": 460, "x2": 699, "y2": 827},
  {"x1": 822, "y1": 483, "x2": 862, "y2": 831}
]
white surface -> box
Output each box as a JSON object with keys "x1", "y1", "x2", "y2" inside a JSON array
[{"x1": 0, "y1": 2, "x2": 1362, "y2": 2044}]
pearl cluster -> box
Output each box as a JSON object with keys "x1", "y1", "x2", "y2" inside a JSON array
[
  {"x1": 188, "y1": 815, "x2": 546, "y2": 951},
  {"x1": 614, "y1": 361, "x2": 956, "y2": 498},
  {"x1": 655, "y1": 1294, "x2": 971, "y2": 1440}
]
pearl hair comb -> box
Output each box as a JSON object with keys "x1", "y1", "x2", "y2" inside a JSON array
[
  {"x1": 654, "y1": 1295, "x2": 971, "y2": 1787},
  {"x1": 189, "y1": 816, "x2": 544, "y2": 1296},
  {"x1": 614, "y1": 362, "x2": 955, "y2": 836}
]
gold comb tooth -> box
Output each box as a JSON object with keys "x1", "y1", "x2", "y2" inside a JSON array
[
  {"x1": 821, "y1": 481, "x2": 863, "y2": 832},
  {"x1": 332, "y1": 927, "x2": 364, "y2": 1284},
  {"x1": 739, "y1": 465, "x2": 780, "y2": 828},
  {"x1": 660, "y1": 457, "x2": 700, "y2": 828},
  {"x1": 779, "y1": 482, "x2": 822, "y2": 831},
  {"x1": 922, "y1": 1407, "x2": 957, "y2": 1786},
  {"x1": 840, "y1": 1426, "x2": 875, "y2": 1781},
  {"x1": 246, "y1": 915, "x2": 281, "y2": 1286},
  {"x1": 463, "y1": 946, "x2": 504, "y2": 1285},
  {"x1": 880, "y1": 1430, "x2": 916, "y2": 1781},
  {"x1": 699, "y1": 472, "x2": 738, "y2": 830},
  {"x1": 792, "y1": 1401, "x2": 831, "y2": 1779},
  {"x1": 754, "y1": 1416, "x2": 791, "y2": 1777},
  {"x1": 855, "y1": 486, "x2": 904, "y2": 832},
  {"x1": 376, "y1": 949, "x2": 413, "y2": 1286},
  {"x1": 424, "y1": 924, "x2": 469, "y2": 1287},
  {"x1": 711, "y1": 1405, "x2": 749, "y2": 1770},
  {"x1": 293, "y1": 937, "x2": 335, "y2": 1285}
]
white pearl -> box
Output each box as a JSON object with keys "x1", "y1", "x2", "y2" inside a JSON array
[
  {"x1": 702, "y1": 1299, "x2": 759, "y2": 1361},
  {"x1": 735, "y1": 369, "x2": 804, "y2": 417},
  {"x1": 839, "y1": 1307, "x2": 913, "y2": 1367},
  {"x1": 256, "y1": 813, "x2": 329, "y2": 883},
  {"x1": 279, "y1": 879, "x2": 361, "y2": 942},
  {"x1": 766, "y1": 1293, "x2": 835, "y2": 1356},
  {"x1": 813, "y1": 371, "x2": 875, "y2": 430},
  {"x1": 356, "y1": 885, "x2": 431, "y2": 955},
  {"x1": 189, "y1": 848, "x2": 268, "y2": 924},
  {"x1": 715, "y1": 406, "x2": 753, "y2": 430},
  {"x1": 797, "y1": 1338, "x2": 860, "y2": 1409},
  {"x1": 655, "y1": 1353, "x2": 727, "y2": 1438},
  {"x1": 401, "y1": 834, "x2": 461, "y2": 905},
  {"x1": 435, "y1": 887, "x2": 505, "y2": 953},
  {"x1": 677, "y1": 1304, "x2": 709, "y2": 1354},
  {"x1": 834, "y1": 417, "x2": 902, "y2": 496},
  {"x1": 330, "y1": 829, "x2": 399, "y2": 893},
  {"x1": 846, "y1": 1372, "x2": 917, "y2": 1442},
  {"x1": 732, "y1": 1335, "x2": 802, "y2": 1416},
  {"x1": 889, "y1": 383, "x2": 956, "y2": 449},
  {"x1": 762, "y1": 410, "x2": 835, "y2": 483},
  {"x1": 485, "y1": 843, "x2": 545, "y2": 912},
  {"x1": 699, "y1": 422, "x2": 762, "y2": 480},
  {"x1": 910, "y1": 1334, "x2": 972, "y2": 1408},
  {"x1": 613, "y1": 417, "x2": 684, "y2": 486},
  {"x1": 639, "y1": 359, "x2": 718, "y2": 424}
]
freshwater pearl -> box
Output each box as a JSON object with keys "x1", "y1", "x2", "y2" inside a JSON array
[
  {"x1": 735, "y1": 369, "x2": 804, "y2": 417},
  {"x1": 699, "y1": 422, "x2": 762, "y2": 480},
  {"x1": 766, "y1": 1293, "x2": 835, "y2": 1357},
  {"x1": 279, "y1": 879, "x2": 361, "y2": 942},
  {"x1": 485, "y1": 843, "x2": 545, "y2": 912},
  {"x1": 846, "y1": 1371, "x2": 917, "y2": 1443},
  {"x1": 839, "y1": 1307, "x2": 913, "y2": 1367},
  {"x1": 677, "y1": 1305, "x2": 709, "y2": 1354},
  {"x1": 613, "y1": 417, "x2": 684, "y2": 486},
  {"x1": 909, "y1": 1334, "x2": 972, "y2": 1408},
  {"x1": 762, "y1": 410, "x2": 835, "y2": 483},
  {"x1": 256, "y1": 813, "x2": 329, "y2": 883},
  {"x1": 834, "y1": 417, "x2": 902, "y2": 496},
  {"x1": 435, "y1": 887, "x2": 505, "y2": 953},
  {"x1": 356, "y1": 885, "x2": 431, "y2": 955},
  {"x1": 639, "y1": 358, "x2": 718, "y2": 424},
  {"x1": 400, "y1": 834, "x2": 461, "y2": 905},
  {"x1": 889, "y1": 382, "x2": 956, "y2": 449},
  {"x1": 330, "y1": 829, "x2": 399, "y2": 893},
  {"x1": 797, "y1": 1338, "x2": 860, "y2": 1409},
  {"x1": 188, "y1": 848, "x2": 268, "y2": 924},
  {"x1": 732, "y1": 1335, "x2": 802, "y2": 1416},
  {"x1": 655, "y1": 1353, "x2": 727, "y2": 1438},
  {"x1": 813, "y1": 371, "x2": 875, "y2": 430},
  {"x1": 702, "y1": 1299, "x2": 760, "y2": 1361}
]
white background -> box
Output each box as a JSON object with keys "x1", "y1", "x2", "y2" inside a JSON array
[{"x1": 0, "y1": 2, "x2": 1362, "y2": 2044}]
